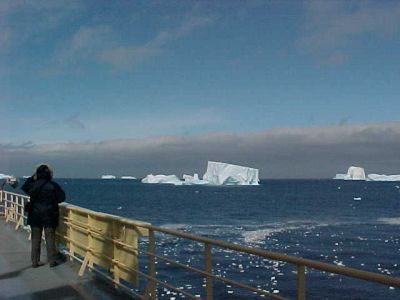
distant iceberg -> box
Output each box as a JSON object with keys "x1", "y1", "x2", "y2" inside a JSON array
[
  {"x1": 182, "y1": 173, "x2": 208, "y2": 185},
  {"x1": 120, "y1": 176, "x2": 136, "y2": 180},
  {"x1": 141, "y1": 161, "x2": 259, "y2": 186},
  {"x1": 203, "y1": 161, "x2": 259, "y2": 185},
  {"x1": 367, "y1": 174, "x2": 400, "y2": 181},
  {"x1": 333, "y1": 166, "x2": 366, "y2": 180},
  {"x1": 0, "y1": 173, "x2": 13, "y2": 180},
  {"x1": 141, "y1": 174, "x2": 183, "y2": 185},
  {"x1": 346, "y1": 166, "x2": 366, "y2": 180},
  {"x1": 333, "y1": 174, "x2": 347, "y2": 180},
  {"x1": 101, "y1": 175, "x2": 116, "y2": 179}
]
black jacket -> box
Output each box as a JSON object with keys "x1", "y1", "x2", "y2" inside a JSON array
[{"x1": 21, "y1": 177, "x2": 65, "y2": 228}]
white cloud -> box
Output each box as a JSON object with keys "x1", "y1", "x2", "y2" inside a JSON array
[
  {"x1": 0, "y1": 0, "x2": 83, "y2": 52},
  {"x1": 98, "y1": 15, "x2": 213, "y2": 69},
  {"x1": 51, "y1": 14, "x2": 213, "y2": 71},
  {"x1": 54, "y1": 25, "x2": 113, "y2": 65},
  {"x1": 296, "y1": 1, "x2": 400, "y2": 64},
  {"x1": 99, "y1": 46, "x2": 160, "y2": 70}
]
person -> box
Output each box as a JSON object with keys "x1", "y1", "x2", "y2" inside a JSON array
[{"x1": 21, "y1": 164, "x2": 65, "y2": 268}]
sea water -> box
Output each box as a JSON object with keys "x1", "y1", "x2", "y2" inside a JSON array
[{"x1": 17, "y1": 179, "x2": 400, "y2": 299}]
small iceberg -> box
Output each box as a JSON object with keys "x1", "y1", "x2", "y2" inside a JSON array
[
  {"x1": 353, "y1": 197, "x2": 362, "y2": 201},
  {"x1": 0, "y1": 173, "x2": 13, "y2": 180},
  {"x1": 120, "y1": 176, "x2": 136, "y2": 180},
  {"x1": 101, "y1": 175, "x2": 116, "y2": 179}
]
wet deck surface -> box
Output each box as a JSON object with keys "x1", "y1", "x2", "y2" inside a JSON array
[{"x1": 0, "y1": 218, "x2": 134, "y2": 300}]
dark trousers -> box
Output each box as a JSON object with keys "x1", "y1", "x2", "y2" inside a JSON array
[{"x1": 31, "y1": 226, "x2": 57, "y2": 265}]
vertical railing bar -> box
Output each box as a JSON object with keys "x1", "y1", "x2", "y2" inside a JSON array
[
  {"x1": 112, "y1": 219, "x2": 120, "y2": 287},
  {"x1": 297, "y1": 265, "x2": 306, "y2": 300},
  {"x1": 205, "y1": 242, "x2": 213, "y2": 300},
  {"x1": 148, "y1": 229, "x2": 156, "y2": 300}
]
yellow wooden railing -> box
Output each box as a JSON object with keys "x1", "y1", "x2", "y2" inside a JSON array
[{"x1": 1, "y1": 190, "x2": 400, "y2": 299}]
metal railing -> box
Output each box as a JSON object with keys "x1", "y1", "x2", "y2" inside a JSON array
[{"x1": 1, "y1": 190, "x2": 400, "y2": 299}]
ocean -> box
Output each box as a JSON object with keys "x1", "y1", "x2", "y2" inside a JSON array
[{"x1": 14, "y1": 179, "x2": 400, "y2": 299}]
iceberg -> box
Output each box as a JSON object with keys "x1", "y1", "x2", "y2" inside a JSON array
[
  {"x1": 120, "y1": 176, "x2": 136, "y2": 180},
  {"x1": 367, "y1": 174, "x2": 400, "y2": 181},
  {"x1": 101, "y1": 175, "x2": 116, "y2": 179},
  {"x1": 334, "y1": 166, "x2": 366, "y2": 180},
  {"x1": 182, "y1": 173, "x2": 208, "y2": 185},
  {"x1": 142, "y1": 174, "x2": 183, "y2": 185},
  {"x1": 345, "y1": 166, "x2": 366, "y2": 180},
  {"x1": 202, "y1": 161, "x2": 259, "y2": 185},
  {"x1": 0, "y1": 174, "x2": 13, "y2": 180}
]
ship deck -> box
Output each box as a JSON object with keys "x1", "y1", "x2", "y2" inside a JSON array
[{"x1": 0, "y1": 219, "x2": 133, "y2": 300}]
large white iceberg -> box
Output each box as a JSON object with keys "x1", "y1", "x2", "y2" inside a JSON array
[
  {"x1": 101, "y1": 175, "x2": 116, "y2": 179},
  {"x1": 142, "y1": 174, "x2": 183, "y2": 185},
  {"x1": 202, "y1": 161, "x2": 259, "y2": 185},
  {"x1": 182, "y1": 173, "x2": 208, "y2": 185},
  {"x1": 367, "y1": 174, "x2": 400, "y2": 181},
  {"x1": 334, "y1": 166, "x2": 366, "y2": 180}
]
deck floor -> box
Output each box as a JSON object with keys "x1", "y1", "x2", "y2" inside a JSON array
[{"x1": 0, "y1": 218, "x2": 134, "y2": 300}]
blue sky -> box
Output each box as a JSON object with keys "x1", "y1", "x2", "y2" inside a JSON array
[{"x1": 1, "y1": 1, "x2": 400, "y2": 177}]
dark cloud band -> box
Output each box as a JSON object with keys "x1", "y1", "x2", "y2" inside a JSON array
[{"x1": 1, "y1": 122, "x2": 400, "y2": 179}]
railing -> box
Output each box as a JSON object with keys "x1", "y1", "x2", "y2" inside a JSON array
[{"x1": 1, "y1": 190, "x2": 400, "y2": 299}]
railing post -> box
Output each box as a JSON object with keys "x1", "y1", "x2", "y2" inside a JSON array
[
  {"x1": 297, "y1": 265, "x2": 306, "y2": 300},
  {"x1": 68, "y1": 209, "x2": 75, "y2": 261},
  {"x1": 205, "y1": 243, "x2": 213, "y2": 300},
  {"x1": 0, "y1": 190, "x2": 4, "y2": 217},
  {"x1": 112, "y1": 220, "x2": 120, "y2": 286},
  {"x1": 3, "y1": 191, "x2": 8, "y2": 218},
  {"x1": 147, "y1": 229, "x2": 157, "y2": 300}
]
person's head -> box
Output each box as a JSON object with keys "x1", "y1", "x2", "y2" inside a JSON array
[{"x1": 35, "y1": 164, "x2": 53, "y2": 180}]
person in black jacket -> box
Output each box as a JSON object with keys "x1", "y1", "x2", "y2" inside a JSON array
[{"x1": 21, "y1": 164, "x2": 65, "y2": 268}]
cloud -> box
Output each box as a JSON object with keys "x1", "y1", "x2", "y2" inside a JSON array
[
  {"x1": 54, "y1": 25, "x2": 113, "y2": 65},
  {"x1": 99, "y1": 46, "x2": 160, "y2": 70},
  {"x1": 99, "y1": 16, "x2": 213, "y2": 69},
  {"x1": 296, "y1": 1, "x2": 400, "y2": 64},
  {"x1": 0, "y1": 0, "x2": 83, "y2": 53},
  {"x1": 0, "y1": 28, "x2": 11, "y2": 53},
  {"x1": 53, "y1": 15, "x2": 213, "y2": 71},
  {"x1": 1, "y1": 122, "x2": 400, "y2": 179},
  {"x1": 64, "y1": 114, "x2": 85, "y2": 130}
]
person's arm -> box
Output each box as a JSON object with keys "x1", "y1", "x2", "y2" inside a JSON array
[
  {"x1": 21, "y1": 176, "x2": 35, "y2": 195},
  {"x1": 53, "y1": 182, "x2": 66, "y2": 203}
]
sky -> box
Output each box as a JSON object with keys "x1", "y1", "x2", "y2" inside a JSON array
[{"x1": 1, "y1": 0, "x2": 400, "y2": 178}]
